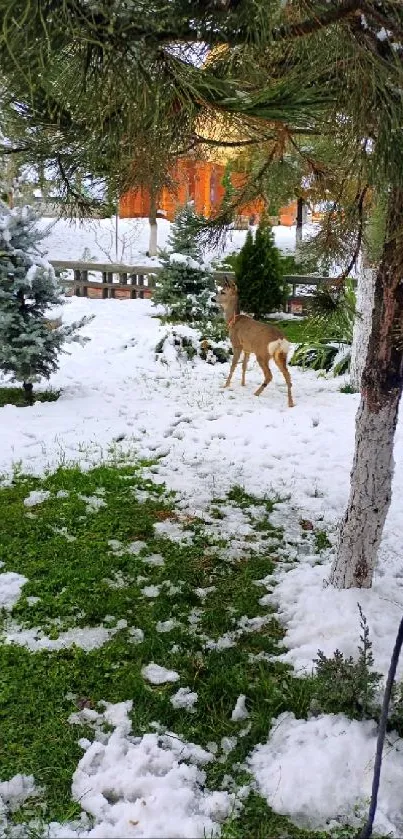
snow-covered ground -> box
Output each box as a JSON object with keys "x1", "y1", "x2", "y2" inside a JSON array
[
  {"x1": 2, "y1": 292, "x2": 403, "y2": 835},
  {"x1": 37, "y1": 216, "x2": 305, "y2": 266}
]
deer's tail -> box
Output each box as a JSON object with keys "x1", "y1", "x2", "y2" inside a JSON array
[{"x1": 268, "y1": 338, "x2": 290, "y2": 358}]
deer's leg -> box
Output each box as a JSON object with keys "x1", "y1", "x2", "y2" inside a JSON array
[
  {"x1": 241, "y1": 352, "x2": 250, "y2": 386},
  {"x1": 224, "y1": 346, "x2": 242, "y2": 388},
  {"x1": 254, "y1": 355, "x2": 273, "y2": 396},
  {"x1": 274, "y1": 350, "x2": 294, "y2": 407}
]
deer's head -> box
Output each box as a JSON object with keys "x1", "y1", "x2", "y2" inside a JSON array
[{"x1": 215, "y1": 278, "x2": 238, "y2": 313}]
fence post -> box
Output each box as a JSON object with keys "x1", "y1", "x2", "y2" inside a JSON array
[
  {"x1": 73, "y1": 269, "x2": 81, "y2": 296},
  {"x1": 102, "y1": 270, "x2": 112, "y2": 299}
]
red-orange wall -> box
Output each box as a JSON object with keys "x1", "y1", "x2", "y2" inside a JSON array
[{"x1": 119, "y1": 160, "x2": 297, "y2": 225}]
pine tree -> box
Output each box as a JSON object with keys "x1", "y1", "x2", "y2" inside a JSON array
[
  {"x1": 153, "y1": 204, "x2": 216, "y2": 322},
  {"x1": 0, "y1": 202, "x2": 92, "y2": 402},
  {"x1": 235, "y1": 222, "x2": 286, "y2": 319},
  {"x1": 234, "y1": 227, "x2": 254, "y2": 287}
]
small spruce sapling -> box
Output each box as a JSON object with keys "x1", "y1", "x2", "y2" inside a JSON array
[
  {"x1": 153, "y1": 203, "x2": 216, "y2": 322},
  {"x1": 0, "y1": 202, "x2": 93, "y2": 402}
]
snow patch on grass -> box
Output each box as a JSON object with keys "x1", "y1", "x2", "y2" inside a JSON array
[
  {"x1": 231, "y1": 695, "x2": 249, "y2": 722},
  {"x1": 49, "y1": 699, "x2": 240, "y2": 838},
  {"x1": 78, "y1": 494, "x2": 107, "y2": 513},
  {"x1": 248, "y1": 712, "x2": 403, "y2": 837},
  {"x1": 142, "y1": 663, "x2": 180, "y2": 685},
  {"x1": 156, "y1": 619, "x2": 180, "y2": 633},
  {"x1": 0, "y1": 572, "x2": 27, "y2": 610},
  {"x1": 170, "y1": 687, "x2": 198, "y2": 711},
  {"x1": 3, "y1": 619, "x2": 127, "y2": 652},
  {"x1": 23, "y1": 490, "x2": 51, "y2": 507}
]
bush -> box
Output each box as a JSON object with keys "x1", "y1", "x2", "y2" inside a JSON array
[
  {"x1": 155, "y1": 327, "x2": 232, "y2": 365},
  {"x1": 311, "y1": 606, "x2": 381, "y2": 720},
  {"x1": 234, "y1": 222, "x2": 287, "y2": 319},
  {"x1": 153, "y1": 204, "x2": 217, "y2": 323}
]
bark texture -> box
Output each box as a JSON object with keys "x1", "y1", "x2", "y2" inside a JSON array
[
  {"x1": 331, "y1": 187, "x2": 403, "y2": 589},
  {"x1": 350, "y1": 266, "x2": 376, "y2": 391}
]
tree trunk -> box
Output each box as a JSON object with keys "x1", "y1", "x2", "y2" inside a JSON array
[
  {"x1": 350, "y1": 265, "x2": 376, "y2": 391},
  {"x1": 296, "y1": 197, "x2": 303, "y2": 245},
  {"x1": 330, "y1": 186, "x2": 403, "y2": 589},
  {"x1": 148, "y1": 192, "x2": 158, "y2": 257},
  {"x1": 23, "y1": 382, "x2": 34, "y2": 404}
]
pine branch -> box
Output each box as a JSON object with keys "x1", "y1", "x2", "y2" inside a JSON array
[
  {"x1": 271, "y1": 0, "x2": 363, "y2": 42},
  {"x1": 0, "y1": 144, "x2": 29, "y2": 155},
  {"x1": 360, "y1": 1, "x2": 403, "y2": 41},
  {"x1": 337, "y1": 185, "x2": 369, "y2": 281},
  {"x1": 191, "y1": 126, "x2": 322, "y2": 148}
]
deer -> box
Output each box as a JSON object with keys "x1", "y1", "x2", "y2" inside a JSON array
[{"x1": 215, "y1": 278, "x2": 294, "y2": 407}]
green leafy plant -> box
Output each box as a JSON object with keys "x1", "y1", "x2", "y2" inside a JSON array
[
  {"x1": 312, "y1": 606, "x2": 381, "y2": 720},
  {"x1": 290, "y1": 279, "x2": 355, "y2": 375}
]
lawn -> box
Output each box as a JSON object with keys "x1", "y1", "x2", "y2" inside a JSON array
[{"x1": 0, "y1": 460, "x2": 339, "y2": 837}]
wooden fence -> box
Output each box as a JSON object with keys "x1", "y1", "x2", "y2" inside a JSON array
[{"x1": 50, "y1": 260, "x2": 349, "y2": 315}]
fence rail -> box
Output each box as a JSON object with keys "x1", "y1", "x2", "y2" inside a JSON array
[{"x1": 50, "y1": 260, "x2": 352, "y2": 313}]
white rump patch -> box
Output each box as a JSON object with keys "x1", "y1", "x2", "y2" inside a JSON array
[{"x1": 268, "y1": 338, "x2": 290, "y2": 357}]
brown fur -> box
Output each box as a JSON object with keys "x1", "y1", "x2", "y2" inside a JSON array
[{"x1": 216, "y1": 280, "x2": 294, "y2": 407}]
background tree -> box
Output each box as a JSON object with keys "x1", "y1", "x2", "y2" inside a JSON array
[
  {"x1": 0, "y1": 203, "x2": 92, "y2": 402},
  {"x1": 235, "y1": 222, "x2": 286, "y2": 318}
]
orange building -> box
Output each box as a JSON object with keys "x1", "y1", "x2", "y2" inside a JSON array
[{"x1": 119, "y1": 158, "x2": 298, "y2": 226}]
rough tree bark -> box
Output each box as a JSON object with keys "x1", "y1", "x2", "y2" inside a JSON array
[
  {"x1": 148, "y1": 191, "x2": 158, "y2": 257},
  {"x1": 350, "y1": 263, "x2": 376, "y2": 391},
  {"x1": 330, "y1": 186, "x2": 403, "y2": 589}
]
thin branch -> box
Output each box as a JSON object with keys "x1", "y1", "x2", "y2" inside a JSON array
[
  {"x1": 0, "y1": 144, "x2": 29, "y2": 155},
  {"x1": 192, "y1": 127, "x2": 322, "y2": 149},
  {"x1": 337, "y1": 185, "x2": 369, "y2": 281},
  {"x1": 200, "y1": 143, "x2": 279, "y2": 243},
  {"x1": 287, "y1": 132, "x2": 326, "y2": 178},
  {"x1": 360, "y1": 1, "x2": 403, "y2": 42},
  {"x1": 272, "y1": 0, "x2": 362, "y2": 42}
]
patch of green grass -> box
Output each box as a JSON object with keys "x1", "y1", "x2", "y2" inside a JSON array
[
  {"x1": 264, "y1": 318, "x2": 307, "y2": 344},
  {"x1": 221, "y1": 791, "x2": 360, "y2": 839},
  {"x1": 0, "y1": 387, "x2": 60, "y2": 408},
  {"x1": 314, "y1": 529, "x2": 331, "y2": 552},
  {"x1": 0, "y1": 464, "x2": 371, "y2": 838},
  {"x1": 339, "y1": 383, "x2": 357, "y2": 394},
  {"x1": 229, "y1": 484, "x2": 272, "y2": 509}
]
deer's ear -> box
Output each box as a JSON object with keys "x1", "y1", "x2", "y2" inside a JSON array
[{"x1": 229, "y1": 279, "x2": 238, "y2": 291}]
